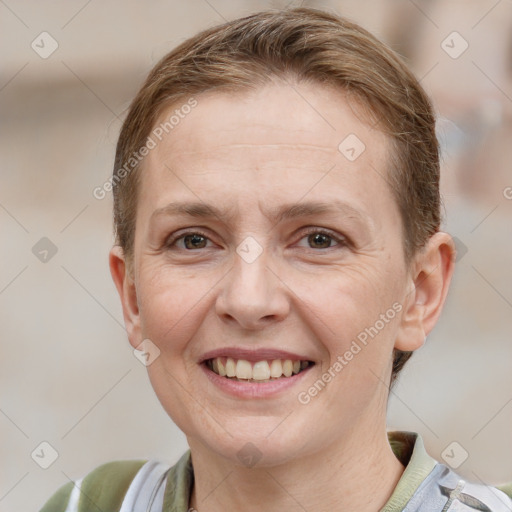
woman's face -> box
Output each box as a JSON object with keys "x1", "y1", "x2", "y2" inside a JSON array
[{"x1": 120, "y1": 81, "x2": 418, "y2": 466}]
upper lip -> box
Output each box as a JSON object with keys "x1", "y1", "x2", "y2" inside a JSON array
[{"x1": 199, "y1": 347, "x2": 314, "y2": 364}]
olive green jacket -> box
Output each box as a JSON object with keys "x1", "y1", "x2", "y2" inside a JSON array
[{"x1": 40, "y1": 431, "x2": 512, "y2": 511}]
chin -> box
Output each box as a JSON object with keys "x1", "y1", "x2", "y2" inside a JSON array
[
  {"x1": 186, "y1": 413, "x2": 313, "y2": 468},
  {"x1": 210, "y1": 436, "x2": 306, "y2": 468}
]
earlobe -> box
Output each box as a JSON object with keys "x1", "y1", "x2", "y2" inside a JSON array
[
  {"x1": 394, "y1": 232, "x2": 456, "y2": 352},
  {"x1": 109, "y1": 246, "x2": 141, "y2": 349}
]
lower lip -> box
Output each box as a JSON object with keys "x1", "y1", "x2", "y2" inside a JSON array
[{"x1": 200, "y1": 363, "x2": 313, "y2": 399}]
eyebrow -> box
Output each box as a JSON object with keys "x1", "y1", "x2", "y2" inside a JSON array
[{"x1": 150, "y1": 200, "x2": 372, "y2": 228}]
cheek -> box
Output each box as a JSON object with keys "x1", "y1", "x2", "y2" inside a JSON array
[
  {"x1": 294, "y1": 261, "x2": 404, "y2": 358},
  {"x1": 136, "y1": 265, "x2": 213, "y2": 352}
]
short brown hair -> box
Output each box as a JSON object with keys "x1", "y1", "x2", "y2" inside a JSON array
[{"x1": 112, "y1": 7, "x2": 441, "y2": 387}]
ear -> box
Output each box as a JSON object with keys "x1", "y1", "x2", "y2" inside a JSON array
[
  {"x1": 394, "y1": 232, "x2": 455, "y2": 351},
  {"x1": 109, "y1": 246, "x2": 141, "y2": 349}
]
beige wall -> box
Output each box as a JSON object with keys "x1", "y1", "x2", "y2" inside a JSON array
[{"x1": 1, "y1": 1, "x2": 511, "y2": 510}]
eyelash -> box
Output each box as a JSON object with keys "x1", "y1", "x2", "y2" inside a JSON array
[{"x1": 164, "y1": 227, "x2": 348, "y2": 251}]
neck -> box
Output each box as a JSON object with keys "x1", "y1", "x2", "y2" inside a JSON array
[{"x1": 187, "y1": 425, "x2": 404, "y2": 512}]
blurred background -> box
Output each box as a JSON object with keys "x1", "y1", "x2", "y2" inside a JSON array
[{"x1": 1, "y1": 0, "x2": 511, "y2": 510}]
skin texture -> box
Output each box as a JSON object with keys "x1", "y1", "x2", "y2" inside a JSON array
[{"x1": 110, "y1": 80, "x2": 455, "y2": 512}]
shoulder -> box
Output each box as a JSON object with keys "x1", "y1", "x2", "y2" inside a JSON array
[
  {"x1": 388, "y1": 431, "x2": 512, "y2": 511},
  {"x1": 39, "y1": 459, "x2": 149, "y2": 512},
  {"x1": 497, "y1": 482, "x2": 512, "y2": 501},
  {"x1": 410, "y1": 463, "x2": 512, "y2": 511}
]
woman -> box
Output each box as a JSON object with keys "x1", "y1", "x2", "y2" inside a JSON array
[{"x1": 41, "y1": 7, "x2": 512, "y2": 512}]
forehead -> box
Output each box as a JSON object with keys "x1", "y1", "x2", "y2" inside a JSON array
[
  {"x1": 138, "y1": 81, "x2": 394, "y2": 218},
  {"x1": 152, "y1": 82, "x2": 385, "y2": 160}
]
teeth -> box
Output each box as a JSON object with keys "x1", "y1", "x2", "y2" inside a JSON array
[
  {"x1": 217, "y1": 358, "x2": 227, "y2": 377},
  {"x1": 235, "y1": 359, "x2": 252, "y2": 379},
  {"x1": 225, "y1": 357, "x2": 236, "y2": 377},
  {"x1": 252, "y1": 361, "x2": 270, "y2": 380},
  {"x1": 282, "y1": 360, "x2": 293, "y2": 377},
  {"x1": 269, "y1": 359, "x2": 283, "y2": 378},
  {"x1": 208, "y1": 357, "x2": 312, "y2": 380}
]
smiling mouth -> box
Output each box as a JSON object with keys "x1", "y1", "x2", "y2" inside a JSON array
[{"x1": 205, "y1": 357, "x2": 314, "y2": 382}]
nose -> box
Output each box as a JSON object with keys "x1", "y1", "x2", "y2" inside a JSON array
[{"x1": 215, "y1": 245, "x2": 290, "y2": 330}]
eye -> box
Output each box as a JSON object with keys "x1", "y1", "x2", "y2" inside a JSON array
[
  {"x1": 297, "y1": 228, "x2": 346, "y2": 250},
  {"x1": 164, "y1": 228, "x2": 347, "y2": 252},
  {"x1": 165, "y1": 231, "x2": 213, "y2": 250}
]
